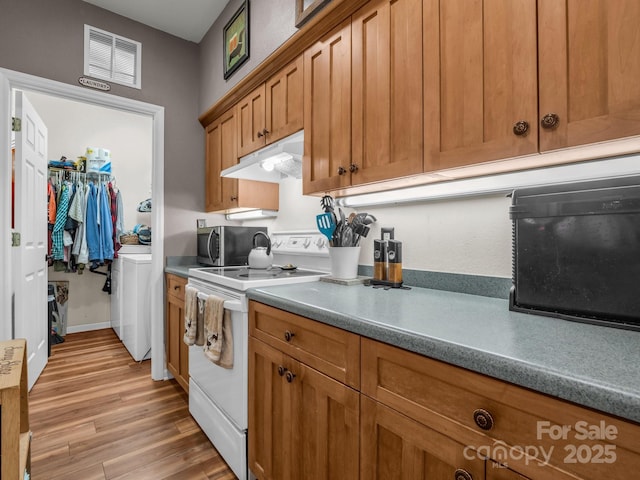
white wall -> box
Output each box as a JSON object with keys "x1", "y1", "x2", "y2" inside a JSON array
[
  {"x1": 27, "y1": 90, "x2": 152, "y2": 329},
  {"x1": 242, "y1": 178, "x2": 513, "y2": 277},
  {"x1": 199, "y1": 0, "x2": 297, "y2": 114}
]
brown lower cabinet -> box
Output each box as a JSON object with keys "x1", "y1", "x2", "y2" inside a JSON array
[
  {"x1": 248, "y1": 337, "x2": 359, "y2": 480},
  {"x1": 165, "y1": 274, "x2": 189, "y2": 392},
  {"x1": 248, "y1": 301, "x2": 640, "y2": 480}
]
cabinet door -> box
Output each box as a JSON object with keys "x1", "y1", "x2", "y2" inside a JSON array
[
  {"x1": 249, "y1": 337, "x2": 359, "y2": 480},
  {"x1": 266, "y1": 56, "x2": 304, "y2": 143},
  {"x1": 205, "y1": 109, "x2": 238, "y2": 212},
  {"x1": 290, "y1": 360, "x2": 360, "y2": 480},
  {"x1": 249, "y1": 337, "x2": 293, "y2": 480},
  {"x1": 303, "y1": 19, "x2": 352, "y2": 194},
  {"x1": 361, "y1": 396, "x2": 484, "y2": 480},
  {"x1": 352, "y1": 0, "x2": 423, "y2": 185},
  {"x1": 166, "y1": 290, "x2": 188, "y2": 392},
  {"x1": 538, "y1": 0, "x2": 640, "y2": 151},
  {"x1": 423, "y1": 0, "x2": 538, "y2": 171},
  {"x1": 237, "y1": 84, "x2": 267, "y2": 157}
]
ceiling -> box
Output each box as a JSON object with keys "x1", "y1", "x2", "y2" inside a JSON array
[{"x1": 82, "y1": 0, "x2": 232, "y2": 43}]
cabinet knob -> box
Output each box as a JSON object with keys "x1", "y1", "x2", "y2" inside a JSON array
[
  {"x1": 174, "y1": 285, "x2": 180, "y2": 290},
  {"x1": 337, "y1": 166, "x2": 347, "y2": 176},
  {"x1": 277, "y1": 365, "x2": 287, "y2": 376},
  {"x1": 454, "y1": 469, "x2": 473, "y2": 480},
  {"x1": 540, "y1": 113, "x2": 560, "y2": 130},
  {"x1": 257, "y1": 128, "x2": 270, "y2": 138},
  {"x1": 349, "y1": 163, "x2": 359, "y2": 173},
  {"x1": 512, "y1": 120, "x2": 529, "y2": 136},
  {"x1": 284, "y1": 330, "x2": 295, "y2": 342},
  {"x1": 230, "y1": 196, "x2": 238, "y2": 202},
  {"x1": 473, "y1": 408, "x2": 494, "y2": 430},
  {"x1": 285, "y1": 371, "x2": 296, "y2": 383}
]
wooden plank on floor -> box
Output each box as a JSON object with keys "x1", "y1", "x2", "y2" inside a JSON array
[{"x1": 30, "y1": 329, "x2": 237, "y2": 480}]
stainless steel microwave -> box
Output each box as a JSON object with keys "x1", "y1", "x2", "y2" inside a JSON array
[{"x1": 197, "y1": 226, "x2": 268, "y2": 266}]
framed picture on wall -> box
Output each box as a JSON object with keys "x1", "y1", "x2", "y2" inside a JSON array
[
  {"x1": 223, "y1": 0, "x2": 250, "y2": 80},
  {"x1": 295, "y1": 0, "x2": 332, "y2": 28}
]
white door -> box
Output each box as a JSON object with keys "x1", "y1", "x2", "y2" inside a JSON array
[{"x1": 14, "y1": 91, "x2": 48, "y2": 389}]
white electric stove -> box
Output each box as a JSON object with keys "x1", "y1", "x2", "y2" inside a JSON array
[
  {"x1": 186, "y1": 230, "x2": 329, "y2": 480},
  {"x1": 188, "y1": 229, "x2": 330, "y2": 290}
]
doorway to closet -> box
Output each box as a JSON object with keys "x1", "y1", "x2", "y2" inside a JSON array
[
  {"x1": 1, "y1": 67, "x2": 165, "y2": 384},
  {"x1": 29, "y1": 90, "x2": 153, "y2": 338}
]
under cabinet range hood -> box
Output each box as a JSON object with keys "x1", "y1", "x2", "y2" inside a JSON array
[{"x1": 221, "y1": 130, "x2": 303, "y2": 183}]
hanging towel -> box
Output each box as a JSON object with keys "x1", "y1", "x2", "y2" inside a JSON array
[
  {"x1": 183, "y1": 285, "x2": 199, "y2": 346},
  {"x1": 203, "y1": 295, "x2": 234, "y2": 369}
]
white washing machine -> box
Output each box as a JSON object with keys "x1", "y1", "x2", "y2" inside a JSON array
[
  {"x1": 119, "y1": 253, "x2": 152, "y2": 361},
  {"x1": 110, "y1": 246, "x2": 151, "y2": 340}
]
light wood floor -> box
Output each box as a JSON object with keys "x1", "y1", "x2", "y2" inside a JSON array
[{"x1": 29, "y1": 329, "x2": 238, "y2": 480}]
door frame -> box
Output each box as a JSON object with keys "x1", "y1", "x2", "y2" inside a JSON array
[{"x1": 0, "y1": 67, "x2": 166, "y2": 381}]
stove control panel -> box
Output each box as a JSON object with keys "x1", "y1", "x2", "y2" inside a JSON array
[{"x1": 270, "y1": 231, "x2": 329, "y2": 256}]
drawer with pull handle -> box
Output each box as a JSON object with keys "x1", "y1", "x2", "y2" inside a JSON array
[
  {"x1": 166, "y1": 274, "x2": 187, "y2": 301},
  {"x1": 249, "y1": 301, "x2": 360, "y2": 389},
  {"x1": 361, "y1": 338, "x2": 640, "y2": 480}
]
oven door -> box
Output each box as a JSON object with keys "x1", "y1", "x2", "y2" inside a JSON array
[
  {"x1": 187, "y1": 278, "x2": 249, "y2": 480},
  {"x1": 186, "y1": 279, "x2": 248, "y2": 429}
]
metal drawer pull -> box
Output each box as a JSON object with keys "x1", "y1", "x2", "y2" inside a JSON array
[
  {"x1": 285, "y1": 371, "x2": 296, "y2": 383},
  {"x1": 284, "y1": 330, "x2": 295, "y2": 342},
  {"x1": 454, "y1": 469, "x2": 473, "y2": 480},
  {"x1": 473, "y1": 408, "x2": 494, "y2": 430},
  {"x1": 277, "y1": 365, "x2": 287, "y2": 376}
]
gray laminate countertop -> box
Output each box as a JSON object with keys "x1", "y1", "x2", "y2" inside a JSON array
[
  {"x1": 164, "y1": 256, "x2": 200, "y2": 278},
  {"x1": 164, "y1": 264, "x2": 197, "y2": 278},
  {"x1": 247, "y1": 281, "x2": 640, "y2": 424}
]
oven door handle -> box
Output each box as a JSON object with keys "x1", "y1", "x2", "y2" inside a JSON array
[
  {"x1": 222, "y1": 299, "x2": 242, "y2": 312},
  {"x1": 196, "y1": 291, "x2": 243, "y2": 313}
]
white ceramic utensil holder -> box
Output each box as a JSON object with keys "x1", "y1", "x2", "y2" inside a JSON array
[{"x1": 329, "y1": 246, "x2": 361, "y2": 280}]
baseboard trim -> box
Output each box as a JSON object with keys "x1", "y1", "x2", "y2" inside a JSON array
[{"x1": 66, "y1": 322, "x2": 112, "y2": 334}]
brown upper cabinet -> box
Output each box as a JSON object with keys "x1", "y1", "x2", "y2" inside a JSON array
[
  {"x1": 205, "y1": 108, "x2": 278, "y2": 213},
  {"x1": 303, "y1": 0, "x2": 424, "y2": 195},
  {"x1": 423, "y1": 0, "x2": 539, "y2": 171},
  {"x1": 538, "y1": 0, "x2": 640, "y2": 152},
  {"x1": 351, "y1": 0, "x2": 424, "y2": 185},
  {"x1": 205, "y1": 108, "x2": 239, "y2": 212},
  {"x1": 205, "y1": 0, "x2": 640, "y2": 200},
  {"x1": 237, "y1": 56, "x2": 304, "y2": 158},
  {"x1": 424, "y1": 0, "x2": 640, "y2": 172},
  {"x1": 237, "y1": 84, "x2": 266, "y2": 158},
  {"x1": 303, "y1": 19, "x2": 353, "y2": 194}
]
